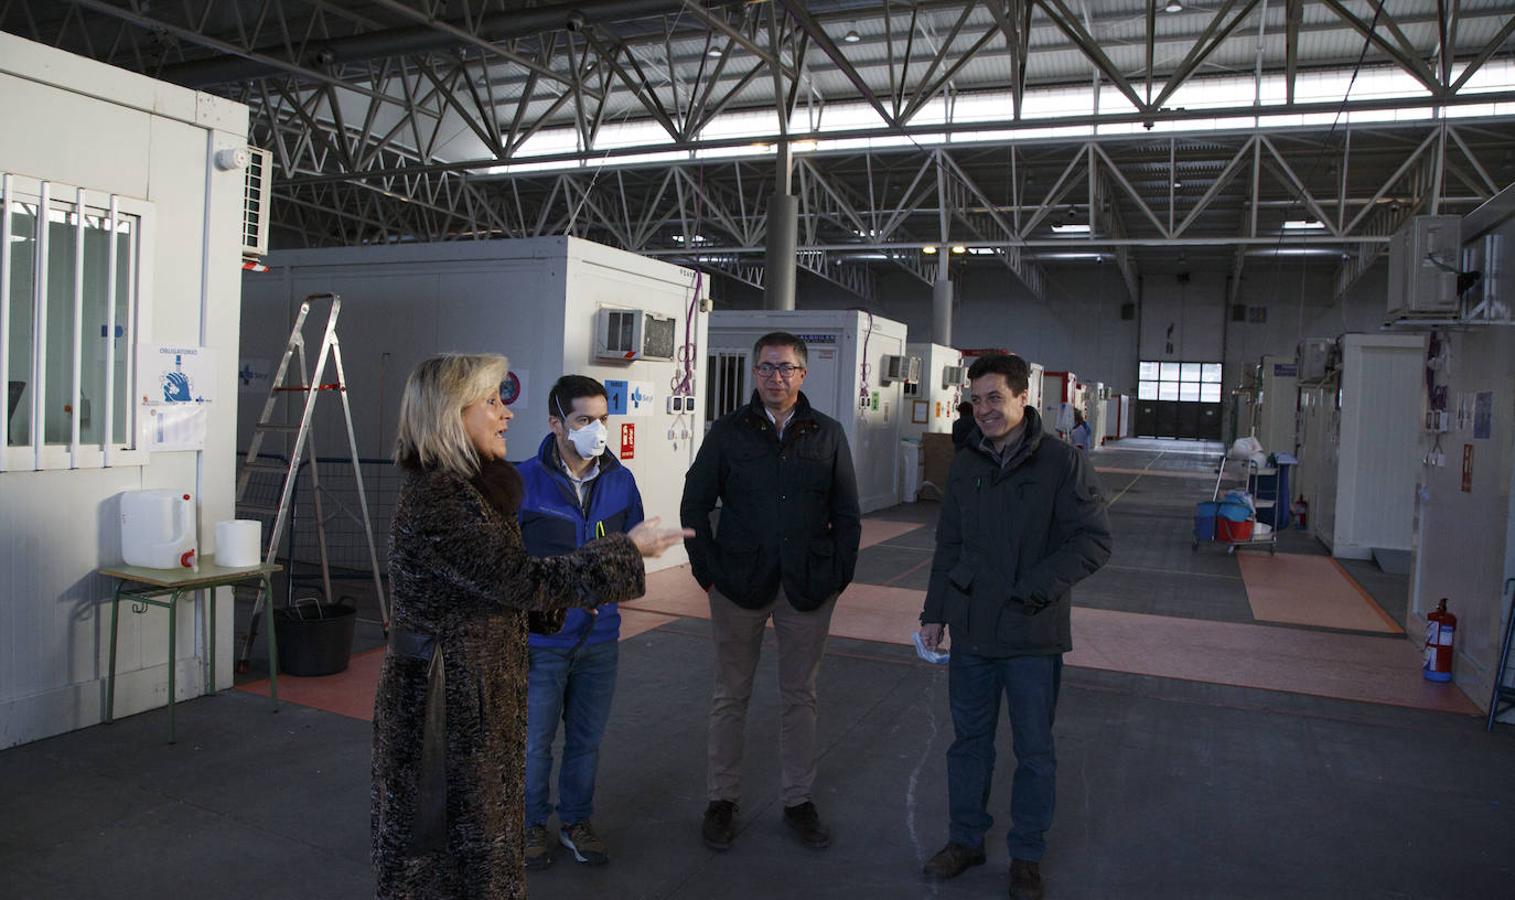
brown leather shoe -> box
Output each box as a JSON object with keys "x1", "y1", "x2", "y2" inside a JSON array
[
  {"x1": 1009, "y1": 859, "x2": 1045, "y2": 900},
  {"x1": 923, "y1": 841, "x2": 986, "y2": 879},
  {"x1": 782, "y1": 801, "x2": 832, "y2": 849},
  {"x1": 702, "y1": 800, "x2": 737, "y2": 850},
  {"x1": 523, "y1": 824, "x2": 553, "y2": 870}
]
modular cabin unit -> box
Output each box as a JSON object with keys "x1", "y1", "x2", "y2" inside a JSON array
[
  {"x1": 1256, "y1": 355, "x2": 1300, "y2": 455},
  {"x1": 0, "y1": 33, "x2": 250, "y2": 746},
  {"x1": 1104, "y1": 394, "x2": 1133, "y2": 443},
  {"x1": 1041, "y1": 370, "x2": 1077, "y2": 437},
  {"x1": 241, "y1": 236, "x2": 708, "y2": 573},
  {"x1": 901, "y1": 342, "x2": 964, "y2": 440},
  {"x1": 1295, "y1": 333, "x2": 1427, "y2": 560},
  {"x1": 1408, "y1": 198, "x2": 1515, "y2": 718},
  {"x1": 1084, "y1": 383, "x2": 1109, "y2": 446},
  {"x1": 707, "y1": 310, "x2": 908, "y2": 514}
]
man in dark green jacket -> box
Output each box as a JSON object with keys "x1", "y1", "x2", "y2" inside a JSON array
[{"x1": 917, "y1": 353, "x2": 1112, "y2": 900}]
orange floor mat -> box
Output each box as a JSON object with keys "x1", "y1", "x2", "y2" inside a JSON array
[{"x1": 1237, "y1": 553, "x2": 1403, "y2": 634}]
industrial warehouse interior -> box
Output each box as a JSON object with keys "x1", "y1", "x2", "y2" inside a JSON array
[{"x1": 1, "y1": 1, "x2": 1513, "y2": 898}]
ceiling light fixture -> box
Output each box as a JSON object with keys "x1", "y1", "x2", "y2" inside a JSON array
[
  {"x1": 1163, "y1": 0, "x2": 1183, "y2": 12},
  {"x1": 706, "y1": 46, "x2": 724, "y2": 57},
  {"x1": 1051, "y1": 223, "x2": 1091, "y2": 235},
  {"x1": 843, "y1": 29, "x2": 861, "y2": 44},
  {"x1": 1282, "y1": 219, "x2": 1325, "y2": 230},
  {"x1": 951, "y1": 245, "x2": 967, "y2": 255},
  {"x1": 922, "y1": 245, "x2": 938, "y2": 255}
]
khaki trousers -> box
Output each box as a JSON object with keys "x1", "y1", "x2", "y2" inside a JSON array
[{"x1": 707, "y1": 587, "x2": 836, "y2": 807}]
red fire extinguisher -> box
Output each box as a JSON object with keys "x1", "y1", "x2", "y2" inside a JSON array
[
  {"x1": 1292, "y1": 495, "x2": 1308, "y2": 530},
  {"x1": 1423, "y1": 598, "x2": 1456, "y2": 683}
]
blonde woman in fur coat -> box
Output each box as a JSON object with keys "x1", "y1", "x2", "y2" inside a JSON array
[{"x1": 372, "y1": 353, "x2": 688, "y2": 899}]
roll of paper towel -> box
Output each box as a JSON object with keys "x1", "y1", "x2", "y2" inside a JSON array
[{"x1": 215, "y1": 520, "x2": 262, "y2": 568}]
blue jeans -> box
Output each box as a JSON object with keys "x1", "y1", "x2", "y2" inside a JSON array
[
  {"x1": 524, "y1": 639, "x2": 619, "y2": 827},
  {"x1": 946, "y1": 651, "x2": 1062, "y2": 861}
]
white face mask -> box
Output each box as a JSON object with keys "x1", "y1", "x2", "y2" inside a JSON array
[{"x1": 565, "y1": 419, "x2": 608, "y2": 459}]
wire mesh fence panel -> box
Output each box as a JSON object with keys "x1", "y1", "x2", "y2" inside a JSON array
[{"x1": 285, "y1": 457, "x2": 399, "y2": 576}]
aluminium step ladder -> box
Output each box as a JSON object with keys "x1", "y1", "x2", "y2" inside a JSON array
[{"x1": 234, "y1": 293, "x2": 387, "y2": 673}]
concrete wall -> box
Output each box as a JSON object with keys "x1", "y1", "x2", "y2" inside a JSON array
[{"x1": 0, "y1": 34, "x2": 249, "y2": 747}]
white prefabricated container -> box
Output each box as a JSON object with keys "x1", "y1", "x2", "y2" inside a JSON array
[
  {"x1": 1408, "y1": 203, "x2": 1515, "y2": 716},
  {"x1": 708, "y1": 310, "x2": 908, "y2": 513},
  {"x1": 0, "y1": 33, "x2": 249, "y2": 746},
  {"x1": 1085, "y1": 383, "x2": 1109, "y2": 447},
  {"x1": 242, "y1": 237, "x2": 708, "y2": 573},
  {"x1": 1256, "y1": 355, "x2": 1300, "y2": 455},
  {"x1": 900, "y1": 342, "x2": 964, "y2": 440},
  {"x1": 1295, "y1": 333, "x2": 1428, "y2": 560},
  {"x1": 1104, "y1": 394, "x2": 1133, "y2": 443},
  {"x1": 1041, "y1": 371, "x2": 1077, "y2": 437}
]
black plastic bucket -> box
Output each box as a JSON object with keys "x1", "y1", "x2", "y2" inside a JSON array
[{"x1": 273, "y1": 601, "x2": 356, "y2": 676}]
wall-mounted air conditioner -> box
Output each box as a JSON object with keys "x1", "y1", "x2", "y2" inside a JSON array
[
  {"x1": 941, "y1": 365, "x2": 968, "y2": 389},
  {"x1": 1298, "y1": 337, "x2": 1334, "y2": 382},
  {"x1": 241, "y1": 146, "x2": 272, "y2": 259},
  {"x1": 594, "y1": 307, "x2": 677, "y2": 362},
  {"x1": 880, "y1": 354, "x2": 921, "y2": 385},
  {"x1": 1386, "y1": 215, "x2": 1460, "y2": 319}
]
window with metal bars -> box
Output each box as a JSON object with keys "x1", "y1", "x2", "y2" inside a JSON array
[{"x1": 2, "y1": 174, "x2": 152, "y2": 471}]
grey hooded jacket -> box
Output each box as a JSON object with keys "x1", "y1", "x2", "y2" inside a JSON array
[{"x1": 921, "y1": 405, "x2": 1113, "y2": 657}]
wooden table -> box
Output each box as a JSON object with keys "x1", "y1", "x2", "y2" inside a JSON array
[{"x1": 100, "y1": 557, "x2": 282, "y2": 743}]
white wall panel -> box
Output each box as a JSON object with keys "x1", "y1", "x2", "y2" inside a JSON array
[{"x1": 0, "y1": 34, "x2": 248, "y2": 747}]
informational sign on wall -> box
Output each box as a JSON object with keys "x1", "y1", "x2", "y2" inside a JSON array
[
  {"x1": 1473, "y1": 391, "x2": 1492, "y2": 440},
  {"x1": 605, "y1": 379, "x2": 628, "y2": 415},
  {"x1": 139, "y1": 344, "x2": 214, "y2": 451},
  {"x1": 501, "y1": 369, "x2": 529, "y2": 409},
  {"x1": 238, "y1": 358, "x2": 272, "y2": 394},
  {"x1": 627, "y1": 381, "x2": 657, "y2": 416}
]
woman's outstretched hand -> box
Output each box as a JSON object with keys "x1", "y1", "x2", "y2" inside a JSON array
[{"x1": 627, "y1": 517, "x2": 694, "y2": 558}]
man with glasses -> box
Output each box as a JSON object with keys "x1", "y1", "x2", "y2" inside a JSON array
[{"x1": 681, "y1": 331, "x2": 861, "y2": 853}]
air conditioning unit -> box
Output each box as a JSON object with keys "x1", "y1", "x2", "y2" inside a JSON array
[
  {"x1": 1386, "y1": 215, "x2": 1460, "y2": 319},
  {"x1": 1297, "y1": 337, "x2": 1333, "y2": 381},
  {"x1": 941, "y1": 365, "x2": 968, "y2": 389},
  {"x1": 880, "y1": 354, "x2": 921, "y2": 385},
  {"x1": 241, "y1": 146, "x2": 272, "y2": 259},
  {"x1": 594, "y1": 308, "x2": 676, "y2": 362}
]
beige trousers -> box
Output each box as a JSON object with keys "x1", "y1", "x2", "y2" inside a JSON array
[{"x1": 706, "y1": 586, "x2": 837, "y2": 807}]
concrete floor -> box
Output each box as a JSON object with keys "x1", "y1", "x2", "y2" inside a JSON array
[{"x1": 4, "y1": 440, "x2": 1513, "y2": 899}]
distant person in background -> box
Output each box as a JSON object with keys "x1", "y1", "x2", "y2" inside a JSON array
[
  {"x1": 1069, "y1": 409, "x2": 1092, "y2": 452},
  {"x1": 951, "y1": 400, "x2": 976, "y2": 449},
  {"x1": 517, "y1": 375, "x2": 645, "y2": 871},
  {"x1": 371, "y1": 354, "x2": 687, "y2": 900}
]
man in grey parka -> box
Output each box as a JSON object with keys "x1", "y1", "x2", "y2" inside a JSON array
[{"x1": 917, "y1": 353, "x2": 1112, "y2": 900}]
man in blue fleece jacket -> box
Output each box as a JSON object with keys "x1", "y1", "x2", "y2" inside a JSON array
[{"x1": 516, "y1": 375, "x2": 644, "y2": 871}]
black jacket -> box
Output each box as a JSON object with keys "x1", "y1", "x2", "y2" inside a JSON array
[
  {"x1": 921, "y1": 406, "x2": 1112, "y2": 657},
  {"x1": 681, "y1": 391, "x2": 862, "y2": 611}
]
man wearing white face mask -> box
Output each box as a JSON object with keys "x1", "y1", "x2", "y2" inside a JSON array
[{"x1": 515, "y1": 375, "x2": 644, "y2": 871}]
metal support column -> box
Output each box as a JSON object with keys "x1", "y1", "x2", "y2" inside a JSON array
[
  {"x1": 765, "y1": 140, "x2": 798, "y2": 311},
  {"x1": 933, "y1": 151, "x2": 953, "y2": 345},
  {"x1": 932, "y1": 278, "x2": 953, "y2": 346}
]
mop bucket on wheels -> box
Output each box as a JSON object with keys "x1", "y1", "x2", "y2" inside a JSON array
[
  {"x1": 1216, "y1": 496, "x2": 1255, "y2": 543},
  {"x1": 1193, "y1": 501, "x2": 1220, "y2": 543}
]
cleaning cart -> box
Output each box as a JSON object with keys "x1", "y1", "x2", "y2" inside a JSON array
[{"x1": 1193, "y1": 455, "x2": 1278, "y2": 554}]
